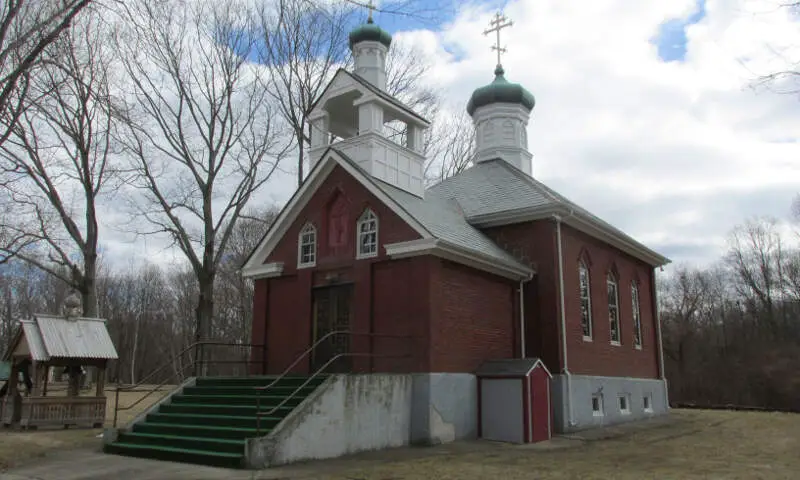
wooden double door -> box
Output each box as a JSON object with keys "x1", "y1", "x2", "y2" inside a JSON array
[{"x1": 311, "y1": 284, "x2": 353, "y2": 373}]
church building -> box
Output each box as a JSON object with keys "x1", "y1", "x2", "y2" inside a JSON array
[{"x1": 242, "y1": 13, "x2": 670, "y2": 438}]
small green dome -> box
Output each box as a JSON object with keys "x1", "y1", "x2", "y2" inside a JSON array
[
  {"x1": 466, "y1": 66, "x2": 535, "y2": 116},
  {"x1": 349, "y1": 18, "x2": 392, "y2": 50}
]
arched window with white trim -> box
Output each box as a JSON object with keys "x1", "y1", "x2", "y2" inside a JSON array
[
  {"x1": 607, "y1": 272, "x2": 620, "y2": 345},
  {"x1": 298, "y1": 223, "x2": 317, "y2": 268},
  {"x1": 579, "y1": 262, "x2": 593, "y2": 340},
  {"x1": 356, "y1": 209, "x2": 378, "y2": 258}
]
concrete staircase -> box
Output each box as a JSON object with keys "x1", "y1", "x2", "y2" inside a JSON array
[{"x1": 104, "y1": 375, "x2": 326, "y2": 468}]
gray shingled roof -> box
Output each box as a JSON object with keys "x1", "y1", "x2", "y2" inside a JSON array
[
  {"x1": 429, "y1": 159, "x2": 668, "y2": 266},
  {"x1": 333, "y1": 150, "x2": 531, "y2": 273}
]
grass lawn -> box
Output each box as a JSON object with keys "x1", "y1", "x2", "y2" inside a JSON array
[
  {"x1": 309, "y1": 409, "x2": 800, "y2": 480},
  {"x1": 0, "y1": 385, "x2": 171, "y2": 470}
]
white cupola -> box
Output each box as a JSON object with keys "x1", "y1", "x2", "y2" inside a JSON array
[{"x1": 306, "y1": 17, "x2": 430, "y2": 197}]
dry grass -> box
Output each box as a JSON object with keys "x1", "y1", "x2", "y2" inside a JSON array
[
  {"x1": 0, "y1": 386, "x2": 172, "y2": 470},
  {"x1": 305, "y1": 409, "x2": 800, "y2": 480}
]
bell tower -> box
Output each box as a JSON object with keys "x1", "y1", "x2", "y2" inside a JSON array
[{"x1": 306, "y1": 6, "x2": 430, "y2": 197}]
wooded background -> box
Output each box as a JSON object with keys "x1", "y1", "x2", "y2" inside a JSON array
[{"x1": 0, "y1": 0, "x2": 798, "y2": 409}]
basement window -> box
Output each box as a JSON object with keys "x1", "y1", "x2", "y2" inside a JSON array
[
  {"x1": 619, "y1": 394, "x2": 631, "y2": 415},
  {"x1": 592, "y1": 394, "x2": 604, "y2": 417},
  {"x1": 643, "y1": 395, "x2": 653, "y2": 413}
]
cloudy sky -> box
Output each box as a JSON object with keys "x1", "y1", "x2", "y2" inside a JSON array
[
  {"x1": 106, "y1": 0, "x2": 800, "y2": 272},
  {"x1": 387, "y1": 0, "x2": 800, "y2": 268}
]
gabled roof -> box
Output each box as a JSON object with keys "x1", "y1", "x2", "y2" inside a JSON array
[
  {"x1": 241, "y1": 148, "x2": 533, "y2": 280},
  {"x1": 429, "y1": 159, "x2": 670, "y2": 267},
  {"x1": 4, "y1": 314, "x2": 118, "y2": 362},
  {"x1": 309, "y1": 69, "x2": 430, "y2": 126}
]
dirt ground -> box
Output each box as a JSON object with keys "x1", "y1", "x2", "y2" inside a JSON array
[
  {"x1": 0, "y1": 408, "x2": 798, "y2": 479},
  {"x1": 0, "y1": 386, "x2": 171, "y2": 470},
  {"x1": 306, "y1": 409, "x2": 800, "y2": 480}
]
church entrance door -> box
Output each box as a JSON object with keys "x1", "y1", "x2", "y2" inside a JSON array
[{"x1": 311, "y1": 284, "x2": 353, "y2": 374}]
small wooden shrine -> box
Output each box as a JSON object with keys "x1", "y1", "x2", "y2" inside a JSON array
[{"x1": 1, "y1": 304, "x2": 118, "y2": 429}]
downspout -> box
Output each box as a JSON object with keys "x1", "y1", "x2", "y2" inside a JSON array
[
  {"x1": 553, "y1": 212, "x2": 575, "y2": 428},
  {"x1": 652, "y1": 268, "x2": 669, "y2": 410},
  {"x1": 519, "y1": 273, "x2": 534, "y2": 359}
]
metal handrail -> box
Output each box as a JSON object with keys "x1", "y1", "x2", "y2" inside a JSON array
[
  {"x1": 112, "y1": 340, "x2": 265, "y2": 428},
  {"x1": 253, "y1": 330, "x2": 414, "y2": 436}
]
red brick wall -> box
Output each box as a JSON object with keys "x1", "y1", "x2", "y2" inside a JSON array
[
  {"x1": 264, "y1": 164, "x2": 421, "y2": 270},
  {"x1": 250, "y1": 164, "x2": 427, "y2": 374},
  {"x1": 483, "y1": 221, "x2": 561, "y2": 370},
  {"x1": 430, "y1": 260, "x2": 516, "y2": 372},
  {"x1": 482, "y1": 218, "x2": 661, "y2": 380},
  {"x1": 559, "y1": 223, "x2": 659, "y2": 379}
]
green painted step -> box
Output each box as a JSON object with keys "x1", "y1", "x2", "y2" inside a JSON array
[
  {"x1": 194, "y1": 375, "x2": 327, "y2": 388},
  {"x1": 182, "y1": 385, "x2": 319, "y2": 397},
  {"x1": 118, "y1": 432, "x2": 245, "y2": 454},
  {"x1": 104, "y1": 442, "x2": 242, "y2": 469},
  {"x1": 107, "y1": 375, "x2": 326, "y2": 468},
  {"x1": 133, "y1": 422, "x2": 263, "y2": 440},
  {"x1": 145, "y1": 412, "x2": 283, "y2": 429},
  {"x1": 170, "y1": 394, "x2": 305, "y2": 407},
  {"x1": 160, "y1": 403, "x2": 294, "y2": 417}
]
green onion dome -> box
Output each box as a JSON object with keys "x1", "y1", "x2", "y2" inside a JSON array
[
  {"x1": 466, "y1": 65, "x2": 535, "y2": 116},
  {"x1": 348, "y1": 18, "x2": 392, "y2": 50}
]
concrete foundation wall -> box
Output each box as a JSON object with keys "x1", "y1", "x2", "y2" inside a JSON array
[
  {"x1": 410, "y1": 373, "x2": 477, "y2": 445},
  {"x1": 551, "y1": 374, "x2": 668, "y2": 433},
  {"x1": 246, "y1": 374, "x2": 413, "y2": 468}
]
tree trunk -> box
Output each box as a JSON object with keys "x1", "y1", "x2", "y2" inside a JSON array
[
  {"x1": 195, "y1": 276, "x2": 215, "y2": 377},
  {"x1": 297, "y1": 127, "x2": 305, "y2": 187}
]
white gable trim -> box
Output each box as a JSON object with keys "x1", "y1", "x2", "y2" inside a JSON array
[
  {"x1": 241, "y1": 150, "x2": 432, "y2": 276},
  {"x1": 242, "y1": 262, "x2": 284, "y2": 280},
  {"x1": 384, "y1": 238, "x2": 533, "y2": 281}
]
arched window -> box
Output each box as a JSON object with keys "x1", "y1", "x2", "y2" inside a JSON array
[
  {"x1": 607, "y1": 272, "x2": 620, "y2": 345},
  {"x1": 298, "y1": 223, "x2": 316, "y2": 268},
  {"x1": 356, "y1": 209, "x2": 378, "y2": 258},
  {"x1": 579, "y1": 262, "x2": 593, "y2": 340},
  {"x1": 631, "y1": 282, "x2": 642, "y2": 348}
]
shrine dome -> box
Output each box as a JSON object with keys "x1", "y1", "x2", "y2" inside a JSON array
[{"x1": 466, "y1": 65, "x2": 535, "y2": 116}]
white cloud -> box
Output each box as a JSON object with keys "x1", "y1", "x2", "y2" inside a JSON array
[
  {"x1": 393, "y1": 0, "x2": 800, "y2": 268},
  {"x1": 114, "y1": 0, "x2": 800, "y2": 272}
]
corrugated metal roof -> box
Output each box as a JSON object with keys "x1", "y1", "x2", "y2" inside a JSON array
[
  {"x1": 21, "y1": 319, "x2": 48, "y2": 361},
  {"x1": 20, "y1": 314, "x2": 118, "y2": 361}
]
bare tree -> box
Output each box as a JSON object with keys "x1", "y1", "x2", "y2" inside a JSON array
[
  {"x1": 0, "y1": 8, "x2": 116, "y2": 317},
  {"x1": 256, "y1": 0, "x2": 442, "y2": 187},
  {"x1": 0, "y1": 0, "x2": 94, "y2": 145},
  {"x1": 113, "y1": 0, "x2": 285, "y2": 372},
  {"x1": 256, "y1": 0, "x2": 353, "y2": 187},
  {"x1": 423, "y1": 108, "x2": 475, "y2": 184}
]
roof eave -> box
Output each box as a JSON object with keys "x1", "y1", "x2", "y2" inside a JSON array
[
  {"x1": 384, "y1": 238, "x2": 534, "y2": 281},
  {"x1": 468, "y1": 205, "x2": 671, "y2": 268}
]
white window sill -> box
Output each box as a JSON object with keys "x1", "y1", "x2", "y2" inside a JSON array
[
  {"x1": 644, "y1": 408, "x2": 653, "y2": 414},
  {"x1": 298, "y1": 262, "x2": 316, "y2": 269},
  {"x1": 620, "y1": 410, "x2": 631, "y2": 415},
  {"x1": 610, "y1": 341, "x2": 621, "y2": 347},
  {"x1": 356, "y1": 252, "x2": 378, "y2": 260},
  {"x1": 583, "y1": 336, "x2": 593, "y2": 342},
  {"x1": 634, "y1": 344, "x2": 642, "y2": 350},
  {"x1": 592, "y1": 411, "x2": 604, "y2": 417}
]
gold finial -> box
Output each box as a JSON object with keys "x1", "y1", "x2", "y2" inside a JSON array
[{"x1": 483, "y1": 11, "x2": 514, "y2": 68}]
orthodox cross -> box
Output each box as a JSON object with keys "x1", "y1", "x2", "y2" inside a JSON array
[
  {"x1": 366, "y1": 0, "x2": 376, "y2": 22},
  {"x1": 483, "y1": 12, "x2": 513, "y2": 67}
]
